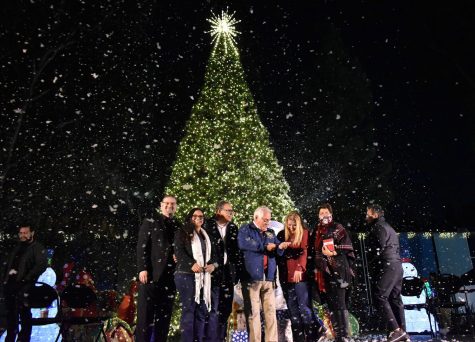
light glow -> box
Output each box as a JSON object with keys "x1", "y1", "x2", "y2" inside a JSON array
[{"x1": 207, "y1": 10, "x2": 240, "y2": 55}]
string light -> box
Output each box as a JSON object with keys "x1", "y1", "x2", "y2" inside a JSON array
[{"x1": 165, "y1": 11, "x2": 294, "y2": 224}]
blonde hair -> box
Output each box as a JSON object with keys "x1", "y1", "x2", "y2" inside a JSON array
[{"x1": 284, "y1": 211, "x2": 304, "y2": 247}]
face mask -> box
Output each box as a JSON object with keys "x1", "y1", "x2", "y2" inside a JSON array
[
  {"x1": 366, "y1": 215, "x2": 377, "y2": 224},
  {"x1": 320, "y1": 215, "x2": 332, "y2": 225}
]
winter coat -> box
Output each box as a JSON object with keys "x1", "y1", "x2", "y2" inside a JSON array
[
  {"x1": 206, "y1": 217, "x2": 243, "y2": 284},
  {"x1": 238, "y1": 222, "x2": 284, "y2": 282},
  {"x1": 314, "y1": 222, "x2": 355, "y2": 288},
  {"x1": 3, "y1": 240, "x2": 47, "y2": 285},
  {"x1": 277, "y1": 229, "x2": 310, "y2": 283},
  {"x1": 136, "y1": 212, "x2": 181, "y2": 282},
  {"x1": 173, "y1": 226, "x2": 217, "y2": 274},
  {"x1": 366, "y1": 216, "x2": 401, "y2": 276}
]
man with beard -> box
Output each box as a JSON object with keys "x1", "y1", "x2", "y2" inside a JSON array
[
  {"x1": 205, "y1": 200, "x2": 242, "y2": 341},
  {"x1": 136, "y1": 195, "x2": 181, "y2": 342},
  {"x1": 2, "y1": 224, "x2": 47, "y2": 342},
  {"x1": 365, "y1": 204, "x2": 409, "y2": 342}
]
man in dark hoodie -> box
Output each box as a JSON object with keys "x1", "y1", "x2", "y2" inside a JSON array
[
  {"x1": 2, "y1": 224, "x2": 47, "y2": 342},
  {"x1": 366, "y1": 204, "x2": 409, "y2": 342}
]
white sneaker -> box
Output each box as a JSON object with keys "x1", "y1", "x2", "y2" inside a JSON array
[{"x1": 387, "y1": 329, "x2": 407, "y2": 342}]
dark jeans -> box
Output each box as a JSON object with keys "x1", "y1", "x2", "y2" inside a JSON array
[
  {"x1": 207, "y1": 281, "x2": 234, "y2": 342},
  {"x1": 136, "y1": 272, "x2": 176, "y2": 342},
  {"x1": 175, "y1": 273, "x2": 208, "y2": 342},
  {"x1": 325, "y1": 279, "x2": 347, "y2": 312},
  {"x1": 4, "y1": 281, "x2": 32, "y2": 342},
  {"x1": 324, "y1": 276, "x2": 350, "y2": 341},
  {"x1": 375, "y1": 262, "x2": 405, "y2": 332},
  {"x1": 282, "y1": 281, "x2": 319, "y2": 341}
]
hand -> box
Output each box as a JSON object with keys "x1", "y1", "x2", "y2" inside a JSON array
[
  {"x1": 139, "y1": 271, "x2": 148, "y2": 284},
  {"x1": 322, "y1": 245, "x2": 336, "y2": 257},
  {"x1": 191, "y1": 263, "x2": 202, "y2": 273},
  {"x1": 293, "y1": 270, "x2": 303, "y2": 283},
  {"x1": 173, "y1": 254, "x2": 177, "y2": 263},
  {"x1": 266, "y1": 243, "x2": 276, "y2": 251},
  {"x1": 205, "y1": 264, "x2": 215, "y2": 273},
  {"x1": 279, "y1": 242, "x2": 291, "y2": 250}
]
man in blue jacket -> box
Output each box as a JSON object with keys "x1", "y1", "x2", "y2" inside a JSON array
[{"x1": 238, "y1": 206, "x2": 290, "y2": 342}]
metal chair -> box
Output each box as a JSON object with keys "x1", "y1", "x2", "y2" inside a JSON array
[
  {"x1": 0, "y1": 282, "x2": 61, "y2": 340},
  {"x1": 28, "y1": 281, "x2": 61, "y2": 326},
  {"x1": 431, "y1": 273, "x2": 470, "y2": 336},
  {"x1": 56, "y1": 284, "x2": 110, "y2": 342},
  {"x1": 401, "y1": 276, "x2": 435, "y2": 337}
]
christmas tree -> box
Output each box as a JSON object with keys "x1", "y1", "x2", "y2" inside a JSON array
[{"x1": 165, "y1": 11, "x2": 294, "y2": 224}]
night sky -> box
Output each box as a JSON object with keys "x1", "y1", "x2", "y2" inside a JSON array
[{"x1": 1, "y1": 1, "x2": 475, "y2": 232}]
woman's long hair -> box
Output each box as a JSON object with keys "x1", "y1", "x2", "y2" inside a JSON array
[
  {"x1": 182, "y1": 207, "x2": 205, "y2": 242},
  {"x1": 284, "y1": 211, "x2": 304, "y2": 247}
]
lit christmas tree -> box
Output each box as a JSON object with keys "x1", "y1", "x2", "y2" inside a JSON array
[{"x1": 165, "y1": 11, "x2": 294, "y2": 224}]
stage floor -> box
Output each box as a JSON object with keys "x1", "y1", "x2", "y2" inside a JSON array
[{"x1": 350, "y1": 334, "x2": 475, "y2": 342}]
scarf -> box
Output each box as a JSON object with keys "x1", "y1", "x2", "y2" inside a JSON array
[
  {"x1": 315, "y1": 223, "x2": 330, "y2": 293},
  {"x1": 191, "y1": 228, "x2": 212, "y2": 311}
]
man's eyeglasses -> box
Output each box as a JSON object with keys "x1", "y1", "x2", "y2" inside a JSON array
[{"x1": 221, "y1": 209, "x2": 234, "y2": 214}]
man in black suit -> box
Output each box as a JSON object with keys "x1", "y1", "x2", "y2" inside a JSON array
[
  {"x1": 3, "y1": 224, "x2": 47, "y2": 342},
  {"x1": 205, "y1": 200, "x2": 242, "y2": 342},
  {"x1": 136, "y1": 195, "x2": 181, "y2": 342}
]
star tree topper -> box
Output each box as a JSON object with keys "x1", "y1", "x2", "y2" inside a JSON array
[{"x1": 207, "y1": 10, "x2": 241, "y2": 55}]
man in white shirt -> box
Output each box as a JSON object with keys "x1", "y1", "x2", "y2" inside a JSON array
[{"x1": 205, "y1": 201, "x2": 242, "y2": 341}]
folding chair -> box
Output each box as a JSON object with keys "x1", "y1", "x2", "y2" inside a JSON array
[
  {"x1": 29, "y1": 281, "x2": 61, "y2": 326},
  {"x1": 431, "y1": 273, "x2": 469, "y2": 336},
  {"x1": 56, "y1": 284, "x2": 110, "y2": 342}
]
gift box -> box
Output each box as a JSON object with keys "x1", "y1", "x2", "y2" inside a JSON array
[{"x1": 231, "y1": 330, "x2": 248, "y2": 342}]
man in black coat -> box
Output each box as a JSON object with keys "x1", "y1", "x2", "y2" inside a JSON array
[
  {"x1": 205, "y1": 200, "x2": 242, "y2": 342},
  {"x1": 2, "y1": 225, "x2": 47, "y2": 342},
  {"x1": 366, "y1": 204, "x2": 409, "y2": 342},
  {"x1": 136, "y1": 195, "x2": 181, "y2": 342}
]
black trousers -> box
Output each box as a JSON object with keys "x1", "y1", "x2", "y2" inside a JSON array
[
  {"x1": 374, "y1": 262, "x2": 405, "y2": 332},
  {"x1": 208, "y1": 279, "x2": 234, "y2": 341},
  {"x1": 324, "y1": 277, "x2": 350, "y2": 341},
  {"x1": 4, "y1": 281, "x2": 32, "y2": 342},
  {"x1": 136, "y1": 272, "x2": 176, "y2": 342}
]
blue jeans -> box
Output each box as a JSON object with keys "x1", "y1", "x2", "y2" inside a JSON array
[
  {"x1": 282, "y1": 281, "x2": 319, "y2": 340},
  {"x1": 175, "y1": 273, "x2": 208, "y2": 342}
]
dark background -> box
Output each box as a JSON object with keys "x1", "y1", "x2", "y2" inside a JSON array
[{"x1": 1, "y1": 0, "x2": 474, "y2": 289}]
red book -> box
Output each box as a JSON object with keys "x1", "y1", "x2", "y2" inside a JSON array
[{"x1": 323, "y1": 238, "x2": 335, "y2": 252}]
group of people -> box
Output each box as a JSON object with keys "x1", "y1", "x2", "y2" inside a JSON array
[
  {"x1": 135, "y1": 195, "x2": 410, "y2": 342},
  {"x1": 0, "y1": 195, "x2": 408, "y2": 342}
]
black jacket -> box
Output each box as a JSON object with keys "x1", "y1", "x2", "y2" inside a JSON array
[
  {"x1": 174, "y1": 226, "x2": 216, "y2": 274},
  {"x1": 366, "y1": 217, "x2": 401, "y2": 274},
  {"x1": 3, "y1": 240, "x2": 47, "y2": 285},
  {"x1": 206, "y1": 217, "x2": 243, "y2": 284},
  {"x1": 314, "y1": 222, "x2": 355, "y2": 284},
  {"x1": 136, "y1": 212, "x2": 181, "y2": 282}
]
